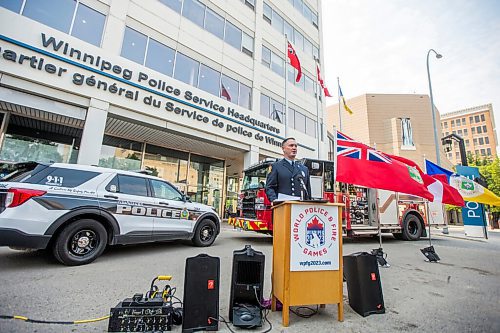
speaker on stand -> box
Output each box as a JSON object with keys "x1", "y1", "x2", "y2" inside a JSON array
[
  {"x1": 343, "y1": 252, "x2": 385, "y2": 317},
  {"x1": 229, "y1": 245, "x2": 265, "y2": 328},
  {"x1": 182, "y1": 254, "x2": 220, "y2": 333}
]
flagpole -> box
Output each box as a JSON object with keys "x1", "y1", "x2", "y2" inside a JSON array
[
  {"x1": 315, "y1": 58, "x2": 321, "y2": 158},
  {"x1": 337, "y1": 77, "x2": 342, "y2": 131},
  {"x1": 284, "y1": 34, "x2": 289, "y2": 138}
]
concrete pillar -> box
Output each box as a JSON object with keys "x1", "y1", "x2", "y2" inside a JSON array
[
  {"x1": 78, "y1": 98, "x2": 109, "y2": 165},
  {"x1": 244, "y1": 145, "x2": 260, "y2": 169}
]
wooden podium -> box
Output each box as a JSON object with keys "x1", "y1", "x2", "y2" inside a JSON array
[{"x1": 271, "y1": 201, "x2": 344, "y2": 326}]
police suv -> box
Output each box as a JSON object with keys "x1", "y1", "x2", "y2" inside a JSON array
[{"x1": 0, "y1": 162, "x2": 221, "y2": 265}]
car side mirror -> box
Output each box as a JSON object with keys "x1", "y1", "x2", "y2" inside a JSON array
[{"x1": 183, "y1": 194, "x2": 192, "y2": 202}]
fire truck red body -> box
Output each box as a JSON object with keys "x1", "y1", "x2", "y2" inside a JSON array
[{"x1": 228, "y1": 158, "x2": 446, "y2": 240}]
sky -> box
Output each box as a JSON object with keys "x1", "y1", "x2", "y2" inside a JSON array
[{"x1": 322, "y1": 0, "x2": 500, "y2": 148}]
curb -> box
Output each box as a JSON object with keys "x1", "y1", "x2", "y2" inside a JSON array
[{"x1": 433, "y1": 233, "x2": 487, "y2": 243}]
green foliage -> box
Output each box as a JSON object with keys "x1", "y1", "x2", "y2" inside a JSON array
[
  {"x1": 145, "y1": 166, "x2": 159, "y2": 177},
  {"x1": 477, "y1": 157, "x2": 500, "y2": 213}
]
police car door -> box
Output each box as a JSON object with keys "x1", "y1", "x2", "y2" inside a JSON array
[
  {"x1": 150, "y1": 179, "x2": 193, "y2": 236},
  {"x1": 97, "y1": 174, "x2": 155, "y2": 242}
]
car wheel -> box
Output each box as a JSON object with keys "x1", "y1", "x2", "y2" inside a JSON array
[
  {"x1": 402, "y1": 214, "x2": 422, "y2": 241},
  {"x1": 192, "y1": 219, "x2": 217, "y2": 247},
  {"x1": 53, "y1": 219, "x2": 107, "y2": 266},
  {"x1": 392, "y1": 233, "x2": 404, "y2": 240}
]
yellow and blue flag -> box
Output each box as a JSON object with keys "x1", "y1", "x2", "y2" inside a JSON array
[{"x1": 339, "y1": 86, "x2": 353, "y2": 115}]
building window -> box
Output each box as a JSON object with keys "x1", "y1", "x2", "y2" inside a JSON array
[
  {"x1": 483, "y1": 125, "x2": 487, "y2": 133},
  {"x1": 481, "y1": 114, "x2": 485, "y2": 121},
  {"x1": 263, "y1": 2, "x2": 272, "y2": 23},
  {"x1": 295, "y1": 111, "x2": 306, "y2": 133},
  {"x1": 305, "y1": 76, "x2": 314, "y2": 96},
  {"x1": 487, "y1": 148, "x2": 491, "y2": 155},
  {"x1": 7, "y1": 0, "x2": 106, "y2": 46},
  {"x1": 224, "y1": 21, "x2": 242, "y2": 50},
  {"x1": 479, "y1": 137, "x2": 484, "y2": 145},
  {"x1": 121, "y1": 27, "x2": 148, "y2": 64},
  {"x1": 260, "y1": 94, "x2": 270, "y2": 118},
  {"x1": 457, "y1": 129, "x2": 462, "y2": 136},
  {"x1": 470, "y1": 116, "x2": 474, "y2": 124},
  {"x1": 475, "y1": 115, "x2": 480, "y2": 122},
  {"x1": 220, "y1": 74, "x2": 238, "y2": 103},
  {"x1": 182, "y1": 0, "x2": 205, "y2": 27},
  {"x1": 463, "y1": 128, "x2": 468, "y2": 136},
  {"x1": 239, "y1": 82, "x2": 252, "y2": 109},
  {"x1": 241, "y1": 0, "x2": 255, "y2": 10},
  {"x1": 451, "y1": 120, "x2": 455, "y2": 127},
  {"x1": 271, "y1": 99, "x2": 284, "y2": 123},
  {"x1": 472, "y1": 127, "x2": 476, "y2": 134},
  {"x1": 198, "y1": 64, "x2": 221, "y2": 96},
  {"x1": 284, "y1": 20, "x2": 294, "y2": 40},
  {"x1": 271, "y1": 52, "x2": 284, "y2": 77},
  {"x1": 443, "y1": 122, "x2": 448, "y2": 128},
  {"x1": 204, "y1": 7, "x2": 224, "y2": 39},
  {"x1": 262, "y1": 46, "x2": 271, "y2": 67},
  {"x1": 71, "y1": 4, "x2": 106, "y2": 46},
  {"x1": 477, "y1": 126, "x2": 482, "y2": 134},
  {"x1": 473, "y1": 138, "x2": 478, "y2": 145},
  {"x1": 242, "y1": 32, "x2": 254, "y2": 57},
  {"x1": 159, "y1": 0, "x2": 182, "y2": 13},
  {"x1": 465, "y1": 139, "x2": 469, "y2": 147},
  {"x1": 401, "y1": 118, "x2": 415, "y2": 147},
  {"x1": 174, "y1": 52, "x2": 200, "y2": 86},
  {"x1": 294, "y1": 30, "x2": 304, "y2": 51},
  {"x1": 271, "y1": 9, "x2": 284, "y2": 34},
  {"x1": 306, "y1": 116, "x2": 317, "y2": 138},
  {"x1": 456, "y1": 119, "x2": 461, "y2": 126},
  {"x1": 485, "y1": 137, "x2": 489, "y2": 144},
  {"x1": 145, "y1": 38, "x2": 175, "y2": 76},
  {"x1": 481, "y1": 149, "x2": 486, "y2": 156},
  {"x1": 288, "y1": 107, "x2": 295, "y2": 129}
]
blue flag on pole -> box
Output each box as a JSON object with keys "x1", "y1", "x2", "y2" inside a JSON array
[{"x1": 425, "y1": 159, "x2": 454, "y2": 182}]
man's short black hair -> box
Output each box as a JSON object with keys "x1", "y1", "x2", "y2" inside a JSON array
[{"x1": 282, "y1": 137, "x2": 296, "y2": 147}]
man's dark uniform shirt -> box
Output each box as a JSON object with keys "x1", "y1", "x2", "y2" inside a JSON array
[{"x1": 265, "y1": 159, "x2": 311, "y2": 202}]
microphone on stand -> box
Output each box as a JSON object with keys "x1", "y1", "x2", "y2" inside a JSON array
[{"x1": 297, "y1": 175, "x2": 308, "y2": 200}]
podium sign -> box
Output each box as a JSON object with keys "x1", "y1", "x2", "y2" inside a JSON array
[
  {"x1": 272, "y1": 201, "x2": 344, "y2": 326},
  {"x1": 290, "y1": 204, "x2": 339, "y2": 271}
]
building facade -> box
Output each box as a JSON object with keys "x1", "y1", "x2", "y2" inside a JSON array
[
  {"x1": 0, "y1": 0, "x2": 327, "y2": 214},
  {"x1": 326, "y1": 93, "x2": 453, "y2": 170},
  {"x1": 440, "y1": 104, "x2": 497, "y2": 165}
]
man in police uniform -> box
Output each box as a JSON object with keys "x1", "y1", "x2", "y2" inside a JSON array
[{"x1": 265, "y1": 137, "x2": 311, "y2": 202}]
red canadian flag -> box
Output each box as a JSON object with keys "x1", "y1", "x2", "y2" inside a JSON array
[
  {"x1": 316, "y1": 63, "x2": 332, "y2": 97},
  {"x1": 287, "y1": 41, "x2": 302, "y2": 82}
]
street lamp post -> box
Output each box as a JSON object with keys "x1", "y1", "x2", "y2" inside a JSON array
[{"x1": 426, "y1": 49, "x2": 443, "y2": 165}]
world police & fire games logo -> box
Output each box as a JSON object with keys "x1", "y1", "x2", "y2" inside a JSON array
[{"x1": 292, "y1": 206, "x2": 337, "y2": 257}]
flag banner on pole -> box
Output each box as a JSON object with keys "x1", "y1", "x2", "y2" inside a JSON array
[
  {"x1": 316, "y1": 64, "x2": 332, "y2": 97},
  {"x1": 392, "y1": 155, "x2": 464, "y2": 206},
  {"x1": 450, "y1": 175, "x2": 500, "y2": 206},
  {"x1": 220, "y1": 83, "x2": 231, "y2": 101},
  {"x1": 287, "y1": 41, "x2": 302, "y2": 82},
  {"x1": 339, "y1": 85, "x2": 353, "y2": 114},
  {"x1": 335, "y1": 131, "x2": 433, "y2": 200},
  {"x1": 425, "y1": 159, "x2": 453, "y2": 182}
]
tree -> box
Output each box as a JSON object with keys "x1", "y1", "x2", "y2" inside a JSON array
[{"x1": 470, "y1": 157, "x2": 500, "y2": 225}]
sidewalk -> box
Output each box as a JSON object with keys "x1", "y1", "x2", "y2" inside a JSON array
[{"x1": 433, "y1": 224, "x2": 500, "y2": 242}]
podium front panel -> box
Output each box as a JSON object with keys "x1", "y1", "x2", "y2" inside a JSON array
[{"x1": 290, "y1": 204, "x2": 339, "y2": 271}]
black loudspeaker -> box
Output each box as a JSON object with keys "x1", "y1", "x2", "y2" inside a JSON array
[
  {"x1": 182, "y1": 254, "x2": 220, "y2": 333},
  {"x1": 343, "y1": 252, "x2": 385, "y2": 317},
  {"x1": 229, "y1": 245, "x2": 265, "y2": 328}
]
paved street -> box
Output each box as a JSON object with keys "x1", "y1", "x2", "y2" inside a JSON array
[{"x1": 0, "y1": 224, "x2": 499, "y2": 333}]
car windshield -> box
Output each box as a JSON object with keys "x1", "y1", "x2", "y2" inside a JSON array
[{"x1": 242, "y1": 166, "x2": 269, "y2": 190}]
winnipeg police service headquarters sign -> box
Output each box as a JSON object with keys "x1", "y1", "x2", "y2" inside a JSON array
[{"x1": 290, "y1": 204, "x2": 339, "y2": 271}]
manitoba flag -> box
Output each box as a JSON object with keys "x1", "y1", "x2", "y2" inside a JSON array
[
  {"x1": 316, "y1": 64, "x2": 332, "y2": 97},
  {"x1": 335, "y1": 131, "x2": 433, "y2": 200},
  {"x1": 287, "y1": 41, "x2": 302, "y2": 82}
]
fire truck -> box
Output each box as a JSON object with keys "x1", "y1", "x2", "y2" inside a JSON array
[{"x1": 227, "y1": 158, "x2": 446, "y2": 240}]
